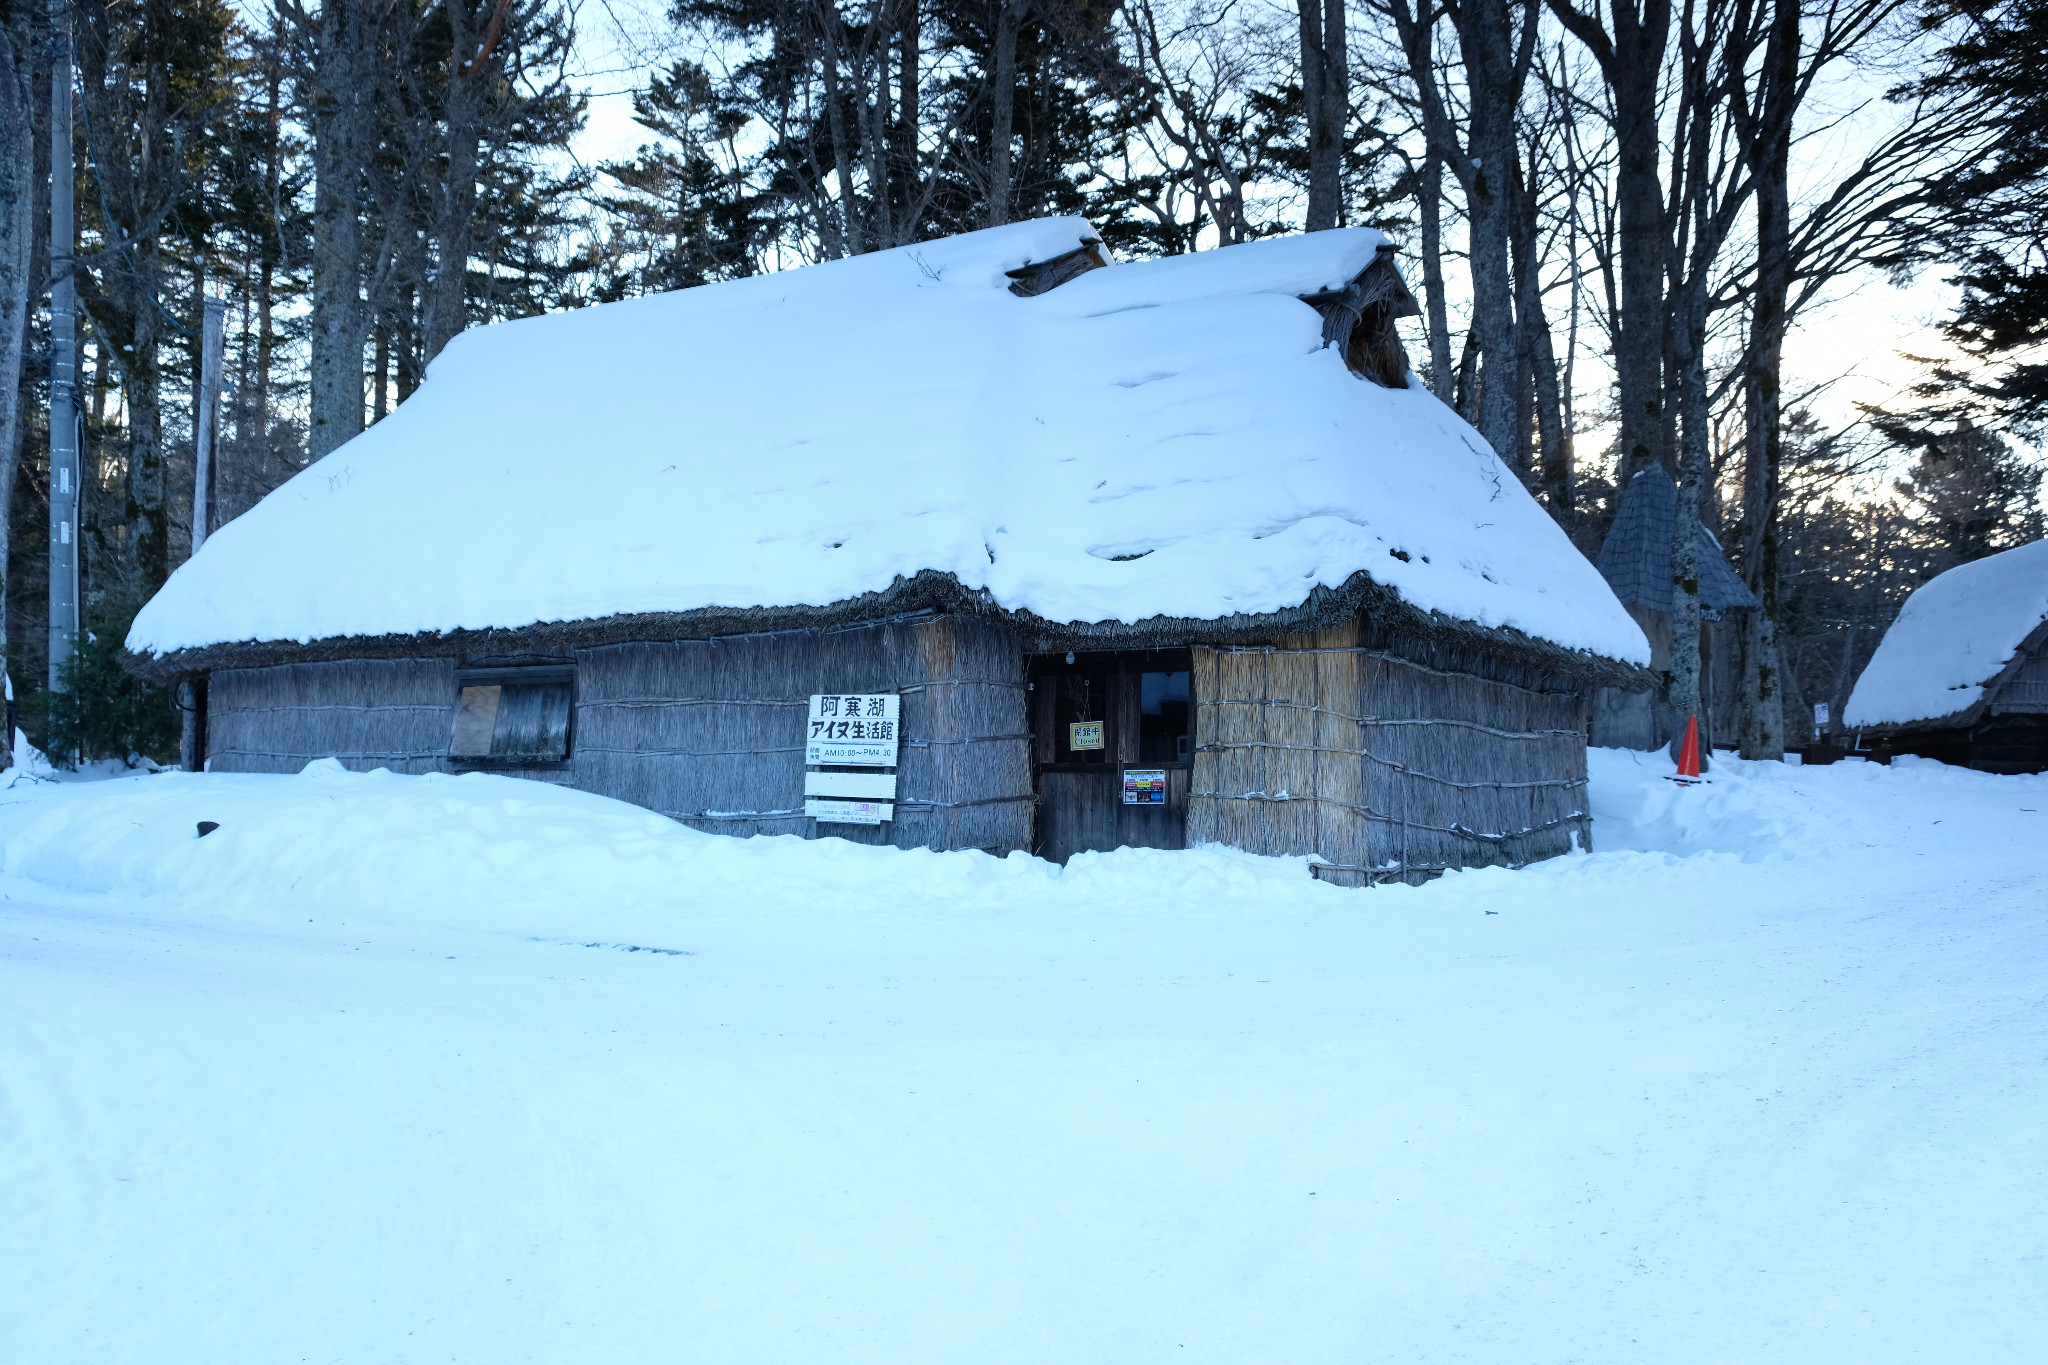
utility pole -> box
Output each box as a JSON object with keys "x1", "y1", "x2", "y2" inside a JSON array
[
  {"x1": 192, "y1": 298, "x2": 225, "y2": 554},
  {"x1": 47, "y1": 0, "x2": 79, "y2": 694}
]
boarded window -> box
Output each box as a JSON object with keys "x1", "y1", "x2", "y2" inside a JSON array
[{"x1": 450, "y1": 669, "x2": 572, "y2": 764}]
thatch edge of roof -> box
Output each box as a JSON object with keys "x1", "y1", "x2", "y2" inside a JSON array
[
  {"x1": 1846, "y1": 618, "x2": 2048, "y2": 735},
  {"x1": 121, "y1": 568, "x2": 1654, "y2": 691}
]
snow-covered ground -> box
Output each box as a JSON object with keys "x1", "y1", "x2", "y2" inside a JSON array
[{"x1": 2, "y1": 751, "x2": 2043, "y2": 1362}]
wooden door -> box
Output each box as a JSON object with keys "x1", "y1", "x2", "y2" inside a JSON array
[{"x1": 1030, "y1": 651, "x2": 1192, "y2": 862}]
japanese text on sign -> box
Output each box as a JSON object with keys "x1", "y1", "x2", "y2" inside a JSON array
[{"x1": 806, "y1": 693, "x2": 901, "y2": 767}]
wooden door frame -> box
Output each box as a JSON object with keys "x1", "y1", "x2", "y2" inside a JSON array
[{"x1": 1028, "y1": 649, "x2": 1195, "y2": 858}]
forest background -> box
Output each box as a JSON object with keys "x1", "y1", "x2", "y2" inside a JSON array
[{"x1": 1, "y1": 0, "x2": 2046, "y2": 764}]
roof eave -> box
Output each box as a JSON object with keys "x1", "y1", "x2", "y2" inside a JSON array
[
  {"x1": 122, "y1": 569, "x2": 1654, "y2": 691},
  {"x1": 1849, "y1": 619, "x2": 2048, "y2": 734}
]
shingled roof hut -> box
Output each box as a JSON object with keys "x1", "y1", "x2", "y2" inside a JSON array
[
  {"x1": 1589, "y1": 464, "x2": 1758, "y2": 753},
  {"x1": 126, "y1": 219, "x2": 1651, "y2": 884},
  {"x1": 1843, "y1": 539, "x2": 2048, "y2": 773}
]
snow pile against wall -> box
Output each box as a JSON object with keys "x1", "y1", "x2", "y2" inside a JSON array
[
  {"x1": 1845, "y1": 539, "x2": 2048, "y2": 727},
  {"x1": 0, "y1": 760, "x2": 1344, "y2": 939},
  {"x1": 2, "y1": 748, "x2": 2036, "y2": 936},
  {"x1": 127, "y1": 220, "x2": 1646, "y2": 667}
]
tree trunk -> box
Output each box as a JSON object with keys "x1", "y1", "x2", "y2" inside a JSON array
[
  {"x1": 424, "y1": 1, "x2": 483, "y2": 366},
  {"x1": 1447, "y1": 0, "x2": 1525, "y2": 463},
  {"x1": 893, "y1": 0, "x2": 919, "y2": 234},
  {"x1": 1549, "y1": 0, "x2": 1672, "y2": 481},
  {"x1": 861, "y1": 42, "x2": 894, "y2": 247},
  {"x1": 1668, "y1": 276, "x2": 1709, "y2": 754},
  {"x1": 1453, "y1": 329, "x2": 1481, "y2": 421},
  {"x1": 816, "y1": 4, "x2": 865, "y2": 251},
  {"x1": 1613, "y1": 13, "x2": 1670, "y2": 483},
  {"x1": 254, "y1": 55, "x2": 278, "y2": 462},
  {"x1": 1736, "y1": 0, "x2": 1798, "y2": 761},
  {"x1": 308, "y1": 0, "x2": 373, "y2": 460},
  {"x1": 0, "y1": 0, "x2": 36, "y2": 727},
  {"x1": 395, "y1": 282, "x2": 419, "y2": 402},
  {"x1": 371, "y1": 324, "x2": 389, "y2": 423},
  {"x1": 1417, "y1": 146, "x2": 1454, "y2": 402},
  {"x1": 1512, "y1": 159, "x2": 1570, "y2": 517},
  {"x1": 1826, "y1": 620, "x2": 1857, "y2": 742},
  {"x1": 988, "y1": 0, "x2": 1021, "y2": 227},
  {"x1": 1297, "y1": 0, "x2": 1345, "y2": 230},
  {"x1": 899, "y1": 1, "x2": 919, "y2": 137}
]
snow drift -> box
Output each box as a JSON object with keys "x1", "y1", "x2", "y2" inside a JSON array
[
  {"x1": 2, "y1": 748, "x2": 2035, "y2": 936},
  {"x1": 4, "y1": 752, "x2": 2046, "y2": 1362}
]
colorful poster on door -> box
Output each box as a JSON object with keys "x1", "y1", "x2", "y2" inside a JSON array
[{"x1": 1123, "y1": 768, "x2": 1167, "y2": 805}]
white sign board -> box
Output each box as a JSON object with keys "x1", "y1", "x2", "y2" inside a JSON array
[
  {"x1": 804, "y1": 771, "x2": 898, "y2": 800},
  {"x1": 805, "y1": 797, "x2": 894, "y2": 825},
  {"x1": 806, "y1": 693, "x2": 901, "y2": 766},
  {"x1": 1813, "y1": 702, "x2": 1830, "y2": 726}
]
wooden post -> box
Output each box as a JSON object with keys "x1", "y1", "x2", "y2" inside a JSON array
[{"x1": 178, "y1": 677, "x2": 207, "y2": 773}]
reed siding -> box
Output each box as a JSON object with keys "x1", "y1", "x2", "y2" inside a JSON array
[
  {"x1": 1353, "y1": 622, "x2": 1590, "y2": 882},
  {"x1": 207, "y1": 609, "x2": 1595, "y2": 876},
  {"x1": 1188, "y1": 614, "x2": 1590, "y2": 885},
  {"x1": 573, "y1": 615, "x2": 1030, "y2": 851},
  {"x1": 209, "y1": 659, "x2": 483, "y2": 776},
  {"x1": 209, "y1": 615, "x2": 1032, "y2": 852}
]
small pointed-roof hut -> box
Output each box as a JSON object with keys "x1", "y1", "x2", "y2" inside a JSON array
[
  {"x1": 125, "y1": 218, "x2": 1650, "y2": 883},
  {"x1": 1844, "y1": 539, "x2": 2048, "y2": 773},
  {"x1": 1589, "y1": 464, "x2": 1758, "y2": 751}
]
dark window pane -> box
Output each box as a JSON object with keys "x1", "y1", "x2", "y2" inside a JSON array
[{"x1": 1138, "y1": 671, "x2": 1190, "y2": 764}]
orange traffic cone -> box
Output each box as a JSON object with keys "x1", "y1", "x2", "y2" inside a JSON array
[{"x1": 1674, "y1": 713, "x2": 1702, "y2": 783}]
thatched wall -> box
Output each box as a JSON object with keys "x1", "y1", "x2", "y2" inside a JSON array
[
  {"x1": 1188, "y1": 619, "x2": 1371, "y2": 876},
  {"x1": 209, "y1": 615, "x2": 1032, "y2": 853},
  {"x1": 1188, "y1": 614, "x2": 1589, "y2": 886},
  {"x1": 211, "y1": 608, "x2": 1597, "y2": 876},
  {"x1": 209, "y1": 658, "x2": 548, "y2": 778},
  {"x1": 574, "y1": 614, "x2": 1030, "y2": 851}
]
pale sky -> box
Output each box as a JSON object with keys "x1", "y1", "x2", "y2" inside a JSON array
[{"x1": 559, "y1": 0, "x2": 1981, "y2": 483}]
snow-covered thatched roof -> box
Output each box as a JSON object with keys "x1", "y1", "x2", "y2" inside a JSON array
[
  {"x1": 127, "y1": 218, "x2": 1648, "y2": 673},
  {"x1": 1845, "y1": 538, "x2": 2048, "y2": 729},
  {"x1": 1595, "y1": 465, "x2": 1758, "y2": 618}
]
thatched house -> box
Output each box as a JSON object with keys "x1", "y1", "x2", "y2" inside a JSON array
[
  {"x1": 1844, "y1": 539, "x2": 2048, "y2": 774},
  {"x1": 126, "y1": 218, "x2": 1650, "y2": 884},
  {"x1": 1589, "y1": 464, "x2": 1757, "y2": 751}
]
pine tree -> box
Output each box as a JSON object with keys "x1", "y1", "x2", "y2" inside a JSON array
[
  {"x1": 594, "y1": 61, "x2": 771, "y2": 296},
  {"x1": 1907, "y1": 0, "x2": 2048, "y2": 427},
  {"x1": 1887, "y1": 417, "x2": 2046, "y2": 577}
]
